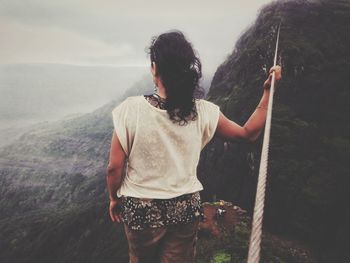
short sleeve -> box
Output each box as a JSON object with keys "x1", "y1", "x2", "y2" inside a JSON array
[
  {"x1": 111, "y1": 98, "x2": 133, "y2": 156},
  {"x1": 200, "y1": 99, "x2": 220, "y2": 149}
]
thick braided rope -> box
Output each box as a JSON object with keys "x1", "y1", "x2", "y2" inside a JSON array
[{"x1": 246, "y1": 24, "x2": 281, "y2": 263}]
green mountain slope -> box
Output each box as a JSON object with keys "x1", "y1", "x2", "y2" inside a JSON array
[
  {"x1": 199, "y1": 0, "x2": 350, "y2": 262},
  {"x1": 0, "y1": 76, "x2": 155, "y2": 263}
]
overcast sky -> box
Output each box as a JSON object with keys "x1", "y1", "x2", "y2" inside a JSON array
[{"x1": 0, "y1": 0, "x2": 273, "y2": 75}]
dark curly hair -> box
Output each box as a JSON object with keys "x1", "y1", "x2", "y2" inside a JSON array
[{"x1": 146, "y1": 29, "x2": 205, "y2": 125}]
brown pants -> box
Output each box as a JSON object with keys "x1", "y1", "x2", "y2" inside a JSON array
[{"x1": 123, "y1": 219, "x2": 200, "y2": 263}]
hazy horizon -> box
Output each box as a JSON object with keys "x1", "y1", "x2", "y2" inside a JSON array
[
  {"x1": 0, "y1": 0, "x2": 274, "y2": 144},
  {"x1": 1, "y1": 0, "x2": 273, "y2": 74}
]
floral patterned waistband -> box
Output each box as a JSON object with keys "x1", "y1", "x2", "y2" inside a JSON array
[{"x1": 119, "y1": 191, "x2": 204, "y2": 230}]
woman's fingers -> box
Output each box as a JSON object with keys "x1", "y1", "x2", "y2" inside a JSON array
[
  {"x1": 110, "y1": 208, "x2": 121, "y2": 223},
  {"x1": 269, "y1": 65, "x2": 281, "y2": 73},
  {"x1": 268, "y1": 65, "x2": 282, "y2": 81},
  {"x1": 109, "y1": 201, "x2": 122, "y2": 223},
  {"x1": 109, "y1": 206, "x2": 115, "y2": 222}
]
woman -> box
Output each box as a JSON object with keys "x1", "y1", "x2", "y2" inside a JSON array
[{"x1": 106, "y1": 29, "x2": 281, "y2": 263}]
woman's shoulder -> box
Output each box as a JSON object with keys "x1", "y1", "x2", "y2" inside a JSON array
[
  {"x1": 120, "y1": 95, "x2": 139, "y2": 106},
  {"x1": 112, "y1": 95, "x2": 141, "y2": 110},
  {"x1": 121, "y1": 95, "x2": 142, "y2": 104},
  {"x1": 196, "y1": 98, "x2": 220, "y2": 111}
]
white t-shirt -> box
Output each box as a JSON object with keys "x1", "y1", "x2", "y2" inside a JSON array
[{"x1": 111, "y1": 95, "x2": 220, "y2": 199}]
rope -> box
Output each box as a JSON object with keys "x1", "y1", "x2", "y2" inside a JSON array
[{"x1": 246, "y1": 23, "x2": 281, "y2": 263}]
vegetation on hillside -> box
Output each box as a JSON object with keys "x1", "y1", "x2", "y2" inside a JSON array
[{"x1": 199, "y1": 0, "x2": 350, "y2": 262}]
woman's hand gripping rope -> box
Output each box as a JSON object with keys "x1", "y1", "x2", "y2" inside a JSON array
[{"x1": 263, "y1": 65, "x2": 282, "y2": 90}]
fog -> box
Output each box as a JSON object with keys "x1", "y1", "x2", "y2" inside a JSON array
[{"x1": 0, "y1": 0, "x2": 273, "y2": 144}]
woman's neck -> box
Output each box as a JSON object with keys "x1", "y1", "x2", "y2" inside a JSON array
[{"x1": 156, "y1": 84, "x2": 167, "y2": 99}]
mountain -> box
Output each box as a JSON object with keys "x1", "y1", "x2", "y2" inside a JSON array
[
  {"x1": 199, "y1": 0, "x2": 350, "y2": 262},
  {"x1": 0, "y1": 76, "x2": 155, "y2": 263},
  {"x1": 0, "y1": 73, "x2": 155, "y2": 217}
]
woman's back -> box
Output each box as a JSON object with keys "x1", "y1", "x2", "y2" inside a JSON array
[
  {"x1": 112, "y1": 95, "x2": 220, "y2": 199},
  {"x1": 106, "y1": 29, "x2": 281, "y2": 263}
]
